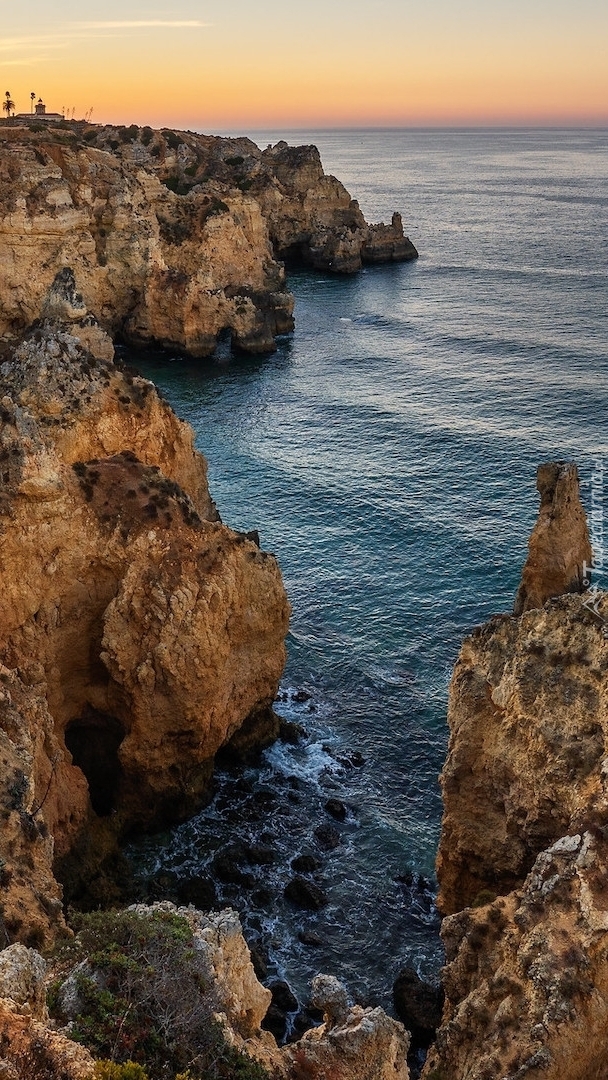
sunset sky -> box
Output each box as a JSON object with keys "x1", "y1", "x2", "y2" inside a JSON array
[{"x1": 2, "y1": 0, "x2": 607, "y2": 130}]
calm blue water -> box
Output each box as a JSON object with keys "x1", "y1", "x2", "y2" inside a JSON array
[{"x1": 126, "y1": 129, "x2": 608, "y2": 1016}]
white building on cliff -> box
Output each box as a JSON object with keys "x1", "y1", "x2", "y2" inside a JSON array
[{"x1": 14, "y1": 98, "x2": 64, "y2": 123}]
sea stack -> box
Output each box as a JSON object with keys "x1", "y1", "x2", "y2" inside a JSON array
[
  {"x1": 0, "y1": 124, "x2": 417, "y2": 359},
  {"x1": 514, "y1": 461, "x2": 592, "y2": 615}
]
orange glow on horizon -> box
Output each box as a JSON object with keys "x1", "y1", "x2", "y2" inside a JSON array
[{"x1": 2, "y1": 5, "x2": 607, "y2": 131}]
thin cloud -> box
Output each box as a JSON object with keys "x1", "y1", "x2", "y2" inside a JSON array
[
  {"x1": 0, "y1": 37, "x2": 68, "y2": 53},
  {"x1": 0, "y1": 20, "x2": 209, "y2": 65},
  {"x1": 74, "y1": 20, "x2": 208, "y2": 29},
  {"x1": 0, "y1": 57, "x2": 47, "y2": 66}
]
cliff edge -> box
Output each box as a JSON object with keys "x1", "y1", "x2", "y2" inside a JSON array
[{"x1": 425, "y1": 463, "x2": 608, "y2": 1080}]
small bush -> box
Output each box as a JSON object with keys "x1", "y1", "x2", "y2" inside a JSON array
[
  {"x1": 471, "y1": 889, "x2": 497, "y2": 908},
  {"x1": 225, "y1": 155, "x2": 244, "y2": 167},
  {"x1": 207, "y1": 197, "x2": 229, "y2": 218},
  {"x1": 94, "y1": 1063, "x2": 149, "y2": 1080},
  {"x1": 141, "y1": 126, "x2": 154, "y2": 146},
  {"x1": 162, "y1": 129, "x2": 182, "y2": 151},
  {"x1": 120, "y1": 124, "x2": 139, "y2": 144},
  {"x1": 50, "y1": 909, "x2": 270, "y2": 1080}
]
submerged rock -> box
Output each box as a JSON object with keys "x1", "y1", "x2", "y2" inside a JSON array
[
  {"x1": 314, "y1": 823, "x2": 342, "y2": 850},
  {"x1": 325, "y1": 797, "x2": 348, "y2": 821},
  {"x1": 284, "y1": 875, "x2": 328, "y2": 911}
]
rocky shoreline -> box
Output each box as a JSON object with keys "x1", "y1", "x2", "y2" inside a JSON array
[
  {"x1": 0, "y1": 279, "x2": 412, "y2": 1077},
  {"x1": 1, "y1": 120, "x2": 606, "y2": 1080},
  {"x1": 0, "y1": 122, "x2": 417, "y2": 360}
]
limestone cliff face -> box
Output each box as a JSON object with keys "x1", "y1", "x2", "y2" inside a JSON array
[
  {"x1": 256, "y1": 141, "x2": 418, "y2": 272},
  {"x1": 0, "y1": 128, "x2": 293, "y2": 357},
  {"x1": 0, "y1": 124, "x2": 417, "y2": 357},
  {"x1": 426, "y1": 464, "x2": 608, "y2": 1080},
  {"x1": 425, "y1": 832, "x2": 608, "y2": 1080},
  {"x1": 436, "y1": 593, "x2": 608, "y2": 916},
  {"x1": 0, "y1": 307, "x2": 289, "y2": 942}
]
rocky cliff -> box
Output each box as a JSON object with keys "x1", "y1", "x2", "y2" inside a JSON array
[
  {"x1": 0, "y1": 123, "x2": 417, "y2": 358},
  {"x1": 0, "y1": 904, "x2": 411, "y2": 1080},
  {"x1": 0, "y1": 290, "x2": 290, "y2": 946},
  {"x1": 425, "y1": 463, "x2": 608, "y2": 1080}
]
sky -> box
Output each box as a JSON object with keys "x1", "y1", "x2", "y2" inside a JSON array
[{"x1": 1, "y1": 0, "x2": 607, "y2": 130}]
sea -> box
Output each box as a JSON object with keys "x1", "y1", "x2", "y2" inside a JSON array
[{"x1": 125, "y1": 128, "x2": 608, "y2": 1023}]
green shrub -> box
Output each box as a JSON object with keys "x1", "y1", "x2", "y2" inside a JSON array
[
  {"x1": 141, "y1": 126, "x2": 154, "y2": 146},
  {"x1": 471, "y1": 889, "x2": 497, "y2": 908},
  {"x1": 225, "y1": 155, "x2": 244, "y2": 167},
  {"x1": 94, "y1": 1063, "x2": 149, "y2": 1080},
  {"x1": 161, "y1": 129, "x2": 182, "y2": 151},
  {"x1": 50, "y1": 908, "x2": 270, "y2": 1080}
]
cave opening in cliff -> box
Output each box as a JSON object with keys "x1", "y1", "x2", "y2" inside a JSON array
[{"x1": 65, "y1": 708, "x2": 125, "y2": 817}]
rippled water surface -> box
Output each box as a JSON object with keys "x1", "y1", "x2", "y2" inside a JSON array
[{"x1": 126, "y1": 129, "x2": 608, "y2": 1014}]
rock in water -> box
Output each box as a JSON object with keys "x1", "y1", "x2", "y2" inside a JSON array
[
  {"x1": 514, "y1": 461, "x2": 592, "y2": 614},
  {"x1": 284, "y1": 875, "x2": 328, "y2": 910}
]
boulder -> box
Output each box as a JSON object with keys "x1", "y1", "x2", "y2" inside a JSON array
[{"x1": 284, "y1": 875, "x2": 328, "y2": 911}]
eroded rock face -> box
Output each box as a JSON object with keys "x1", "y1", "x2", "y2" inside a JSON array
[
  {"x1": 437, "y1": 593, "x2": 608, "y2": 915},
  {"x1": 0, "y1": 128, "x2": 293, "y2": 357},
  {"x1": 257, "y1": 142, "x2": 418, "y2": 272},
  {"x1": 0, "y1": 314, "x2": 289, "y2": 940},
  {"x1": 514, "y1": 462, "x2": 592, "y2": 615},
  {"x1": 127, "y1": 903, "x2": 272, "y2": 1040},
  {"x1": 0, "y1": 1002, "x2": 95, "y2": 1080},
  {"x1": 284, "y1": 988, "x2": 410, "y2": 1080},
  {"x1": 0, "y1": 125, "x2": 417, "y2": 357},
  {"x1": 0, "y1": 945, "x2": 46, "y2": 1020},
  {"x1": 424, "y1": 833, "x2": 608, "y2": 1080},
  {"x1": 430, "y1": 466, "x2": 608, "y2": 1079}
]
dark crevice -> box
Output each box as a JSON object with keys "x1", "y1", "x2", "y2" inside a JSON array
[{"x1": 65, "y1": 707, "x2": 125, "y2": 816}]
